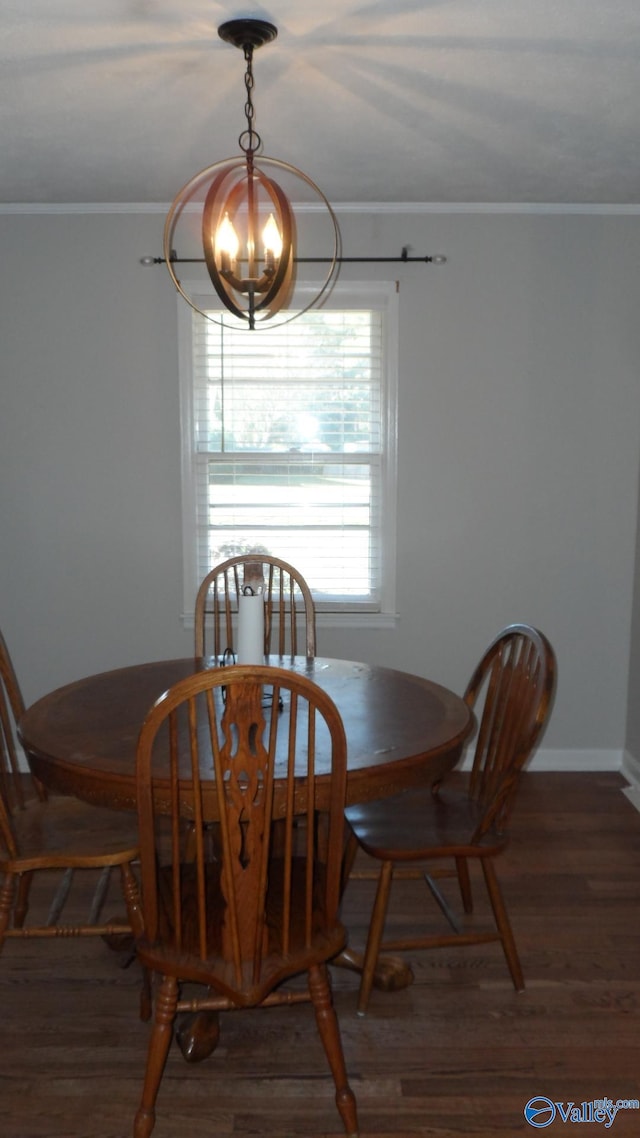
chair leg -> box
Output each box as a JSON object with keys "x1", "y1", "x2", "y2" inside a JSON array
[
  {"x1": 87, "y1": 866, "x2": 112, "y2": 924},
  {"x1": 340, "y1": 826, "x2": 360, "y2": 894},
  {"x1": 481, "y1": 859, "x2": 525, "y2": 991},
  {"x1": 455, "y1": 856, "x2": 473, "y2": 913},
  {"x1": 46, "y1": 867, "x2": 73, "y2": 926},
  {"x1": 120, "y1": 862, "x2": 145, "y2": 941},
  {"x1": 134, "y1": 973, "x2": 178, "y2": 1138},
  {"x1": 14, "y1": 870, "x2": 34, "y2": 927},
  {"x1": 0, "y1": 874, "x2": 16, "y2": 951},
  {"x1": 357, "y1": 859, "x2": 393, "y2": 1016},
  {"x1": 308, "y1": 963, "x2": 359, "y2": 1138},
  {"x1": 138, "y1": 967, "x2": 153, "y2": 1024},
  {"x1": 423, "y1": 872, "x2": 463, "y2": 934}
]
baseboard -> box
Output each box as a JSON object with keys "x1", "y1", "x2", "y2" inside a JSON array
[
  {"x1": 621, "y1": 749, "x2": 640, "y2": 787},
  {"x1": 460, "y1": 747, "x2": 624, "y2": 773}
]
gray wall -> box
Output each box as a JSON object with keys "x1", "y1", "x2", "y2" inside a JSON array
[{"x1": 1, "y1": 207, "x2": 639, "y2": 766}]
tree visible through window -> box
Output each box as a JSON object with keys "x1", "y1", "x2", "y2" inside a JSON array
[{"x1": 181, "y1": 283, "x2": 397, "y2": 615}]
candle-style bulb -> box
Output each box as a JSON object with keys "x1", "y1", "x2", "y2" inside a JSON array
[
  {"x1": 216, "y1": 212, "x2": 240, "y2": 269},
  {"x1": 262, "y1": 212, "x2": 283, "y2": 264}
]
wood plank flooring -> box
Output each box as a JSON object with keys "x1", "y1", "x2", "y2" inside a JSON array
[{"x1": 2, "y1": 772, "x2": 640, "y2": 1137}]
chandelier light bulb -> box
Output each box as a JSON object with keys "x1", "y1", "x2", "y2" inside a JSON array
[
  {"x1": 215, "y1": 212, "x2": 240, "y2": 273},
  {"x1": 262, "y1": 213, "x2": 283, "y2": 265}
]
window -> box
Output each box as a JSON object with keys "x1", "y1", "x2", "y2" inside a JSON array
[{"x1": 179, "y1": 282, "x2": 398, "y2": 621}]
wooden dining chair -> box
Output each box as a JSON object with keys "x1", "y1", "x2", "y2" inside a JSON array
[
  {"x1": 130, "y1": 664, "x2": 358, "y2": 1138},
  {"x1": 194, "y1": 554, "x2": 317, "y2": 660},
  {"x1": 344, "y1": 624, "x2": 556, "y2": 1015},
  {"x1": 0, "y1": 628, "x2": 142, "y2": 955}
]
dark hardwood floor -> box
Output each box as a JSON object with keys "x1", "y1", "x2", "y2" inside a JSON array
[{"x1": 2, "y1": 772, "x2": 640, "y2": 1137}]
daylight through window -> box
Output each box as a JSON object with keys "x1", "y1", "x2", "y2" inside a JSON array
[{"x1": 181, "y1": 283, "x2": 397, "y2": 616}]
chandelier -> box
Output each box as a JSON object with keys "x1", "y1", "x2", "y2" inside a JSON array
[{"x1": 163, "y1": 19, "x2": 340, "y2": 330}]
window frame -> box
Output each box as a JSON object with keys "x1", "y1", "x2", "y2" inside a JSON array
[{"x1": 179, "y1": 280, "x2": 399, "y2": 627}]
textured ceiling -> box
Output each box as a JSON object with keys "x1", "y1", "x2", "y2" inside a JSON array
[{"x1": 2, "y1": 1, "x2": 640, "y2": 206}]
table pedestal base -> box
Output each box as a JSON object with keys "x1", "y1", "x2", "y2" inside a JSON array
[
  {"x1": 332, "y1": 946, "x2": 415, "y2": 992},
  {"x1": 176, "y1": 1010, "x2": 221, "y2": 1063}
]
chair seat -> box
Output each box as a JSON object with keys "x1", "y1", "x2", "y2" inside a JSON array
[
  {"x1": 345, "y1": 785, "x2": 507, "y2": 862},
  {"x1": 140, "y1": 926, "x2": 347, "y2": 1008},
  {"x1": 1, "y1": 793, "x2": 139, "y2": 870}
]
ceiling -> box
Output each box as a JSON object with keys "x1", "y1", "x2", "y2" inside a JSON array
[{"x1": 3, "y1": 1, "x2": 640, "y2": 207}]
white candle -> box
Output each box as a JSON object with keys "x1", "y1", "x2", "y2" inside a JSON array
[{"x1": 237, "y1": 591, "x2": 265, "y2": 664}]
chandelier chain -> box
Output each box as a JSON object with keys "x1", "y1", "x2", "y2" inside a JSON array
[{"x1": 240, "y1": 44, "x2": 261, "y2": 158}]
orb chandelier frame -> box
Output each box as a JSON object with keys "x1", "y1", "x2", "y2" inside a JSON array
[{"x1": 163, "y1": 18, "x2": 340, "y2": 330}]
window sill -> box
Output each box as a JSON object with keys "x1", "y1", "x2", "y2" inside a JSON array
[
  {"x1": 316, "y1": 611, "x2": 399, "y2": 630},
  {"x1": 181, "y1": 610, "x2": 399, "y2": 632}
]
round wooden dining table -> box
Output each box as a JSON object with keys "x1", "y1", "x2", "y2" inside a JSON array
[
  {"x1": 18, "y1": 653, "x2": 474, "y2": 1061},
  {"x1": 18, "y1": 654, "x2": 474, "y2": 814}
]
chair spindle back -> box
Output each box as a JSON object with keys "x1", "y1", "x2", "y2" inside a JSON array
[
  {"x1": 463, "y1": 624, "x2": 556, "y2": 839},
  {"x1": 194, "y1": 555, "x2": 316, "y2": 660}
]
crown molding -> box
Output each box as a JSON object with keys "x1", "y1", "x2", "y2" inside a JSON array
[
  {"x1": 1, "y1": 201, "x2": 640, "y2": 217},
  {"x1": 333, "y1": 201, "x2": 640, "y2": 215},
  {"x1": 0, "y1": 202, "x2": 168, "y2": 215}
]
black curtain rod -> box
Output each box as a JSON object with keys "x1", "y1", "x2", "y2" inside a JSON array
[{"x1": 140, "y1": 248, "x2": 446, "y2": 266}]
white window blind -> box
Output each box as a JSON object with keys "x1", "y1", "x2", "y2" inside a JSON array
[{"x1": 181, "y1": 283, "x2": 397, "y2": 615}]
